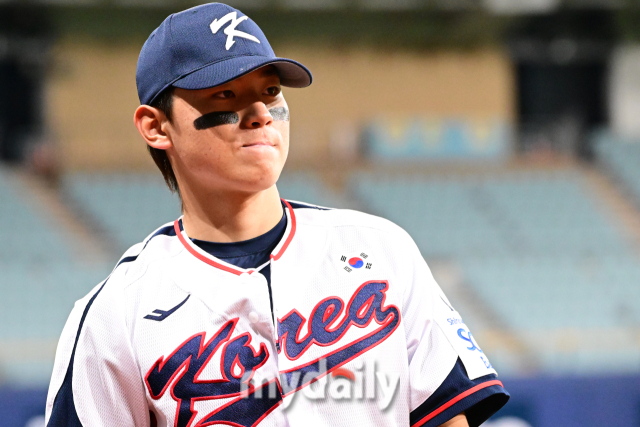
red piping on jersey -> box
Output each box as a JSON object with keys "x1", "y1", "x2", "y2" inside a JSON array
[
  {"x1": 271, "y1": 199, "x2": 296, "y2": 261},
  {"x1": 412, "y1": 379, "x2": 504, "y2": 427},
  {"x1": 173, "y1": 200, "x2": 296, "y2": 274},
  {"x1": 174, "y1": 220, "x2": 247, "y2": 276}
]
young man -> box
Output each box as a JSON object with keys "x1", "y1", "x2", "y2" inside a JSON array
[{"x1": 45, "y1": 3, "x2": 508, "y2": 427}]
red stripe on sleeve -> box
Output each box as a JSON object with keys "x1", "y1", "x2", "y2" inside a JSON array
[{"x1": 412, "y1": 380, "x2": 504, "y2": 427}]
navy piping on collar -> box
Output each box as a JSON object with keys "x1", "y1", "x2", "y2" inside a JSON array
[
  {"x1": 47, "y1": 225, "x2": 176, "y2": 427},
  {"x1": 286, "y1": 200, "x2": 330, "y2": 210}
]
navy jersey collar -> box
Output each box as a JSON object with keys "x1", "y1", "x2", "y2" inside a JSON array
[
  {"x1": 173, "y1": 199, "x2": 297, "y2": 275},
  {"x1": 190, "y1": 208, "x2": 286, "y2": 263}
]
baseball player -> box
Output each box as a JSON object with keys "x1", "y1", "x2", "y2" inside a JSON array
[{"x1": 45, "y1": 3, "x2": 509, "y2": 427}]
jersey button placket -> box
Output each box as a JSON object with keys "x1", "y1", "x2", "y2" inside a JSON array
[
  {"x1": 258, "y1": 273, "x2": 279, "y2": 345},
  {"x1": 254, "y1": 272, "x2": 280, "y2": 347}
]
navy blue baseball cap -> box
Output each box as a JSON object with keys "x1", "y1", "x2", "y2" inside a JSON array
[{"x1": 136, "y1": 3, "x2": 312, "y2": 106}]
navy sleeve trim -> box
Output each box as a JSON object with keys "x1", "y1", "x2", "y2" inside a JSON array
[
  {"x1": 47, "y1": 239, "x2": 159, "y2": 426},
  {"x1": 148, "y1": 224, "x2": 176, "y2": 240},
  {"x1": 47, "y1": 280, "x2": 108, "y2": 427},
  {"x1": 410, "y1": 358, "x2": 509, "y2": 427}
]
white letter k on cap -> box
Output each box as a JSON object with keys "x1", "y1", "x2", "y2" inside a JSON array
[{"x1": 210, "y1": 12, "x2": 261, "y2": 50}]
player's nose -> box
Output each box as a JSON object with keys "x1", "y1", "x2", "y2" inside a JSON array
[{"x1": 240, "y1": 102, "x2": 273, "y2": 129}]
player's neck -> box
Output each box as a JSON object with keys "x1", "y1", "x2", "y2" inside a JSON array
[{"x1": 180, "y1": 185, "x2": 283, "y2": 243}]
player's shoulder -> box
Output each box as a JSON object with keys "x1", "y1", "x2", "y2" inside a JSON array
[
  {"x1": 76, "y1": 221, "x2": 181, "y2": 306},
  {"x1": 287, "y1": 199, "x2": 410, "y2": 235},
  {"x1": 287, "y1": 201, "x2": 421, "y2": 259}
]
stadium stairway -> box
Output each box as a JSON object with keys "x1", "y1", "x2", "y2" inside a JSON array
[
  {"x1": 61, "y1": 172, "x2": 182, "y2": 254},
  {"x1": 10, "y1": 168, "x2": 114, "y2": 263},
  {"x1": 582, "y1": 166, "x2": 640, "y2": 249}
]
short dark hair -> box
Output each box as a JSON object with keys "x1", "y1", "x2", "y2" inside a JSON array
[{"x1": 147, "y1": 87, "x2": 180, "y2": 195}]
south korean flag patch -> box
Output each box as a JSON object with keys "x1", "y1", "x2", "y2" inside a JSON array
[
  {"x1": 434, "y1": 293, "x2": 497, "y2": 380},
  {"x1": 339, "y1": 252, "x2": 373, "y2": 273}
]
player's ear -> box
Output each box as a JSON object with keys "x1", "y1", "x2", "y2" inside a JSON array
[{"x1": 134, "y1": 105, "x2": 173, "y2": 150}]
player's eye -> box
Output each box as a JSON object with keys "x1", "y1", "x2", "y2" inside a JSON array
[
  {"x1": 264, "y1": 86, "x2": 281, "y2": 97},
  {"x1": 213, "y1": 90, "x2": 235, "y2": 99}
]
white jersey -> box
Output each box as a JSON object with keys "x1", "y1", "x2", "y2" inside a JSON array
[{"x1": 45, "y1": 200, "x2": 508, "y2": 427}]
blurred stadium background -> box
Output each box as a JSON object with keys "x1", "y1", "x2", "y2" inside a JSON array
[{"x1": 1, "y1": 0, "x2": 640, "y2": 425}]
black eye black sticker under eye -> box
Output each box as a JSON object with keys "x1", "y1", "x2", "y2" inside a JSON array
[
  {"x1": 268, "y1": 107, "x2": 289, "y2": 122},
  {"x1": 193, "y1": 107, "x2": 290, "y2": 130},
  {"x1": 193, "y1": 111, "x2": 239, "y2": 130}
]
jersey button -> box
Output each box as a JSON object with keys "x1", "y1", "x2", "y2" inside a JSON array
[{"x1": 248, "y1": 311, "x2": 260, "y2": 324}]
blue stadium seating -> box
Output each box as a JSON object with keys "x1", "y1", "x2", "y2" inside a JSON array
[
  {"x1": 62, "y1": 171, "x2": 350, "y2": 252},
  {"x1": 459, "y1": 254, "x2": 640, "y2": 331},
  {"x1": 0, "y1": 261, "x2": 109, "y2": 340},
  {"x1": 63, "y1": 173, "x2": 181, "y2": 252},
  {"x1": 0, "y1": 168, "x2": 111, "y2": 337},
  {"x1": 0, "y1": 168, "x2": 113, "y2": 386},
  {"x1": 351, "y1": 170, "x2": 631, "y2": 259},
  {"x1": 277, "y1": 171, "x2": 355, "y2": 209},
  {"x1": 0, "y1": 169, "x2": 76, "y2": 264},
  {"x1": 593, "y1": 130, "x2": 640, "y2": 208}
]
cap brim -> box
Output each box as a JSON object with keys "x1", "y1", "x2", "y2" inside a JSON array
[{"x1": 171, "y1": 55, "x2": 312, "y2": 91}]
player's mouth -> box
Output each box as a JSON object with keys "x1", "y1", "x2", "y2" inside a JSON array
[{"x1": 241, "y1": 141, "x2": 276, "y2": 148}]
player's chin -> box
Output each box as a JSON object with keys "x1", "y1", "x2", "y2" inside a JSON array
[
  {"x1": 235, "y1": 173, "x2": 280, "y2": 195},
  {"x1": 235, "y1": 157, "x2": 285, "y2": 189}
]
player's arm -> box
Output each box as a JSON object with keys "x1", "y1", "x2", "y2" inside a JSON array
[
  {"x1": 45, "y1": 273, "x2": 150, "y2": 426},
  {"x1": 438, "y1": 413, "x2": 469, "y2": 427},
  {"x1": 398, "y1": 230, "x2": 509, "y2": 427}
]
